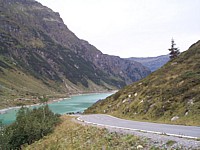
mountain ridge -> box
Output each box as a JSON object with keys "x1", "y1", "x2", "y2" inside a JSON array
[
  {"x1": 0, "y1": 0, "x2": 150, "y2": 108},
  {"x1": 127, "y1": 55, "x2": 170, "y2": 72}
]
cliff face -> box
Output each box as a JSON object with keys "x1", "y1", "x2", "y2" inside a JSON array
[
  {"x1": 85, "y1": 41, "x2": 200, "y2": 126},
  {"x1": 79, "y1": 40, "x2": 150, "y2": 85},
  {"x1": 0, "y1": 0, "x2": 150, "y2": 106}
]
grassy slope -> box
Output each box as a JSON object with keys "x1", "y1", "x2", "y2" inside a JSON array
[
  {"x1": 85, "y1": 41, "x2": 200, "y2": 126},
  {"x1": 0, "y1": 57, "x2": 67, "y2": 109},
  {"x1": 24, "y1": 116, "x2": 147, "y2": 150}
]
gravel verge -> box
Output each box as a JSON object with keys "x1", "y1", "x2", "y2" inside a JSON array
[{"x1": 73, "y1": 115, "x2": 200, "y2": 150}]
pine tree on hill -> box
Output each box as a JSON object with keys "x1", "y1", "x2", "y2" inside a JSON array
[{"x1": 169, "y1": 38, "x2": 180, "y2": 59}]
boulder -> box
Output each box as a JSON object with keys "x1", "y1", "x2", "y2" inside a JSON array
[{"x1": 171, "y1": 116, "x2": 179, "y2": 121}]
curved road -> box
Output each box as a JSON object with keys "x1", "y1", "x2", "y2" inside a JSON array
[{"x1": 77, "y1": 114, "x2": 200, "y2": 139}]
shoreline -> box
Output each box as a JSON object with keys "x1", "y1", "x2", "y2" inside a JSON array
[
  {"x1": 0, "y1": 90, "x2": 116, "y2": 114},
  {"x1": 69, "y1": 90, "x2": 117, "y2": 97}
]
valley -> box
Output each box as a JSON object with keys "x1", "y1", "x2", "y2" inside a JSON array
[
  {"x1": 0, "y1": 0, "x2": 200, "y2": 149},
  {"x1": 0, "y1": 0, "x2": 150, "y2": 108}
]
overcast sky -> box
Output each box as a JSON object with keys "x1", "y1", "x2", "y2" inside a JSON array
[{"x1": 36, "y1": 0, "x2": 200, "y2": 58}]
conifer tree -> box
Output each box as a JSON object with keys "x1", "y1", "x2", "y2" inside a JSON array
[{"x1": 169, "y1": 38, "x2": 180, "y2": 59}]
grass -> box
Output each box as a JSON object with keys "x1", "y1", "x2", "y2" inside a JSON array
[
  {"x1": 0, "y1": 65, "x2": 66, "y2": 109},
  {"x1": 85, "y1": 40, "x2": 200, "y2": 126},
  {"x1": 24, "y1": 116, "x2": 147, "y2": 150},
  {"x1": 165, "y1": 140, "x2": 176, "y2": 146}
]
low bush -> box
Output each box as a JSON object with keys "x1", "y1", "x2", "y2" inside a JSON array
[{"x1": 0, "y1": 105, "x2": 61, "y2": 149}]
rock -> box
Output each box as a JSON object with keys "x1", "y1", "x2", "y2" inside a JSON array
[
  {"x1": 128, "y1": 94, "x2": 131, "y2": 98},
  {"x1": 171, "y1": 116, "x2": 179, "y2": 121},
  {"x1": 150, "y1": 104, "x2": 156, "y2": 108},
  {"x1": 185, "y1": 111, "x2": 189, "y2": 116},
  {"x1": 117, "y1": 103, "x2": 120, "y2": 108},
  {"x1": 136, "y1": 145, "x2": 143, "y2": 149},
  {"x1": 122, "y1": 99, "x2": 127, "y2": 103},
  {"x1": 171, "y1": 62, "x2": 178, "y2": 65},
  {"x1": 134, "y1": 93, "x2": 138, "y2": 97},
  {"x1": 188, "y1": 99, "x2": 194, "y2": 105},
  {"x1": 139, "y1": 100, "x2": 144, "y2": 104}
]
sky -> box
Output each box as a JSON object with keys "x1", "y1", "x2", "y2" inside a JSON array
[{"x1": 36, "y1": 0, "x2": 200, "y2": 58}]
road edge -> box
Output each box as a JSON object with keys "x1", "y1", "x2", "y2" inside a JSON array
[{"x1": 77, "y1": 115, "x2": 199, "y2": 140}]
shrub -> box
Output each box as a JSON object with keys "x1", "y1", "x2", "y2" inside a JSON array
[
  {"x1": 0, "y1": 105, "x2": 61, "y2": 149},
  {"x1": 113, "y1": 91, "x2": 121, "y2": 100}
]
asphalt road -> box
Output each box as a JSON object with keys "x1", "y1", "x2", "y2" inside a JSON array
[{"x1": 77, "y1": 114, "x2": 200, "y2": 139}]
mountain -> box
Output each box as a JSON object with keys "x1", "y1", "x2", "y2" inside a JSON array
[
  {"x1": 85, "y1": 40, "x2": 200, "y2": 126},
  {"x1": 127, "y1": 55, "x2": 170, "y2": 72},
  {"x1": 0, "y1": 0, "x2": 150, "y2": 108}
]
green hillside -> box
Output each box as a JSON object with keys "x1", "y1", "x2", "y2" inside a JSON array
[
  {"x1": 0, "y1": 55, "x2": 68, "y2": 109},
  {"x1": 25, "y1": 116, "x2": 147, "y2": 150},
  {"x1": 85, "y1": 40, "x2": 200, "y2": 126}
]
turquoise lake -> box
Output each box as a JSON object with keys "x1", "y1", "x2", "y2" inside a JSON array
[{"x1": 0, "y1": 92, "x2": 113, "y2": 125}]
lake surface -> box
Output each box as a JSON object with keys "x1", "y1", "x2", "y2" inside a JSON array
[{"x1": 0, "y1": 92, "x2": 113, "y2": 125}]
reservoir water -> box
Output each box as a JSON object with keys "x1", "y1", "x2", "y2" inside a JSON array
[{"x1": 0, "y1": 92, "x2": 113, "y2": 125}]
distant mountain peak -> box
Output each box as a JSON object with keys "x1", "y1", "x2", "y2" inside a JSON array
[{"x1": 127, "y1": 55, "x2": 170, "y2": 72}]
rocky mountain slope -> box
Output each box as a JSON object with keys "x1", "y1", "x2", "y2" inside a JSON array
[
  {"x1": 85, "y1": 40, "x2": 200, "y2": 126},
  {"x1": 128, "y1": 55, "x2": 170, "y2": 72},
  {"x1": 0, "y1": 0, "x2": 150, "y2": 107}
]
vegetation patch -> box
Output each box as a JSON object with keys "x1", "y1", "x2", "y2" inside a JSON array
[
  {"x1": 166, "y1": 140, "x2": 176, "y2": 147},
  {"x1": 85, "y1": 40, "x2": 200, "y2": 126},
  {"x1": 0, "y1": 106, "x2": 61, "y2": 149},
  {"x1": 25, "y1": 116, "x2": 147, "y2": 150}
]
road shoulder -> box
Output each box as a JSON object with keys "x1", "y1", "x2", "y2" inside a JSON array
[{"x1": 74, "y1": 114, "x2": 200, "y2": 149}]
